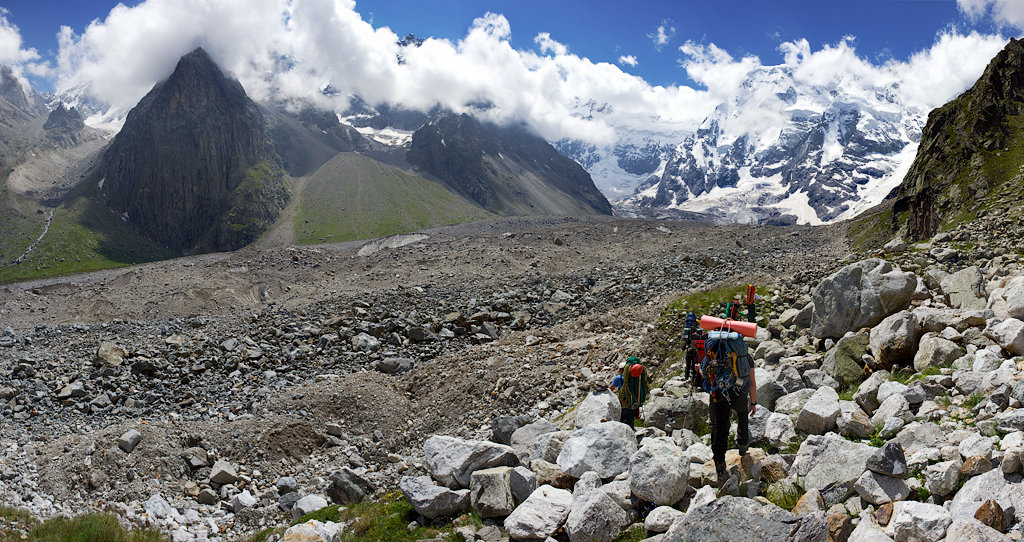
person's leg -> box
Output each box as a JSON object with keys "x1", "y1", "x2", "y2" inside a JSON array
[
  {"x1": 710, "y1": 394, "x2": 729, "y2": 479},
  {"x1": 619, "y1": 407, "x2": 637, "y2": 428},
  {"x1": 733, "y1": 389, "x2": 750, "y2": 455}
]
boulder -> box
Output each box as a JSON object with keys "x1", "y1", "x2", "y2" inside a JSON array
[
  {"x1": 973, "y1": 349, "x2": 1003, "y2": 372},
  {"x1": 530, "y1": 459, "x2": 574, "y2": 490},
  {"x1": 941, "y1": 266, "x2": 987, "y2": 310},
  {"x1": 645, "y1": 506, "x2": 685, "y2": 533},
  {"x1": 399, "y1": 476, "x2": 470, "y2": 519},
  {"x1": 118, "y1": 429, "x2": 142, "y2": 454},
  {"x1": 891, "y1": 423, "x2": 946, "y2": 456},
  {"x1": 959, "y1": 433, "x2": 996, "y2": 461},
  {"x1": 95, "y1": 342, "x2": 127, "y2": 367},
  {"x1": 470, "y1": 467, "x2": 515, "y2": 518},
  {"x1": 629, "y1": 437, "x2": 690, "y2": 505},
  {"x1": 986, "y1": 318, "x2": 1024, "y2": 355},
  {"x1": 491, "y1": 415, "x2": 533, "y2": 445},
  {"x1": 912, "y1": 306, "x2": 988, "y2": 333},
  {"x1": 811, "y1": 259, "x2": 917, "y2": 339},
  {"x1": 232, "y1": 490, "x2": 257, "y2": 513},
  {"x1": 854, "y1": 470, "x2": 910, "y2": 505},
  {"x1": 837, "y1": 400, "x2": 875, "y2": 440},
  {"x1": 792, "y1": 434, "x2": 875, "y2": 492},
  {"x1": 557, "y1": 422, "x2": 637, "y2": 479},
  {"x1": 988, "y1": 275, "x2": 1024, "y2": 320},
  {"x1": 796, "y1": 386, "x2": 841, "y2": 435},
  {"x1": 510, "y1": 420, "x2": 558, "y2": 462},
  {"x1": 913, "y1": 333, "x2": 965, "y2": 372},
  {"x1": 564, "y1": 489, "x2": 630, "y2": 542},
  {"x1": 747, "y1": 406, "x2": 773, "y2": 444},
  {"x1": 876, "y1": 381, "x2": 907, "y2": 404},
  {"x1": 871, "y1": 394, "x2": 913, "y2": 427},
  {"x1": 869, "y1": 311, "x2": 919, "y2": 369},
  {"x1": 944, "y1": 518, "x2": 1011, "y2": 542},
  {"x1": 574, "y1": 392, "x2": 621, "y2": 429},
  {"x1": 664, "y1": 496, "x2": 801, "y2": 541},
  {"x1": 802, "y1": 369, "x2": 840, "y2": 391},
  {"x1": 530, "y1": 431, "x2": 571, "y2": 464},
  {"x1": 280, "y1": 520, "x2": 343, "y2": 542},
  {"x1": 510, "y1": 466, "x2": 538, "y2": 504},
  {"x1": 210, "y1": 460, "x2": 238, "y2": 485},
  {"x1": 599, "y1": 479, "x2": 634, "y2": 511},
  {"x1": 994, "y1": 409, "x2": 1024, "y2": 434},
  {"x1": 775, "y1": 388, "x2": 816, "y2": 423},
  {"x1": 755, "y1": 369, "x2": 786, "y2": 410},
  {"x1": 764, "y1": 412, "x2": 798, "y2": 447},
  {"x1": 924, "y1": 460, "x2": 962, "y2": 497},
  {"x1": 645, "y1": 394, "x2": 709, "y2": 433},
  {"x1": 973, "y1": 499, "x2": 1005, "y2": 533},
  {"x1": 423, "y1": 436, "x2": 518, "y2": 489},
  {"x1": 846, "y1": 514, "x2": 894, "y2": 542},
  {"x1": 949, "y1": 468, "x2": 1024, "y2": 523},
  {"x1": 882, "y1": 501, "x2": 952, "y2": 542},
  {"x1": 373, "y1": 357, "x2": 413, "y2": 374},
  {"x1": 571, "y1": 471, "x2": 601, "y2": 499},
  {"x1": 503, "y1": 485, "x2": 573, "y2": 540},
  {"x1": 291, "y1": 495, "x2": 329, "y2": 521},
  {"x1": 866, "y1": 442, "x2": 908, "y2": 479},
  {"x1": 326, "y1": 468, "x2": 373, "y2": 505},
  {"x1": 854, "y1": 370, "x2": 891, "y2": 414},
  {"x1": 821, "y1": 333, "x2": 869, "y2": 389}
]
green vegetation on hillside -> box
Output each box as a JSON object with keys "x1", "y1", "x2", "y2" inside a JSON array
[
  {"x1": 294, "y1": 153, "x2": 493, "y2": 244},
  {"x1": 849, "y1": 207, "x2": 897, "y2": 250},
  {"x1": 207, "y1": 160, "x2": 291, "y2": 250},
  {"x1": 0, "y1": 186, "x2": 175, "y2": 285},
  {"x1": 0, "y1": 507, "x2": 164, "y2": 542}
]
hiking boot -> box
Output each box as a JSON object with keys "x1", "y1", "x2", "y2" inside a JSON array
[{"x1": 738, "y1": 445, "x2": 748, "y2": 456}]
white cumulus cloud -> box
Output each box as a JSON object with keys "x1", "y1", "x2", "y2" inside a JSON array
[
  {"x1": 958, "y1": 0, "x2": 1024, "y2": 28},
  {"x1": 27, "y1": 0, "x2": 1015, "y2": 155},
  {"x1": 648, "y1": 19, "x2": 676, "y2": 51}
]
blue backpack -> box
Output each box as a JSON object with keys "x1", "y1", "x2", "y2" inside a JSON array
[{"x1": 700, "y1": 331, "x2": 751, "y2": 397}]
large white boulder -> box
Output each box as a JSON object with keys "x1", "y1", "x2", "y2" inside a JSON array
[
  {"x1": 988, "y1": 275, "x2": 1024, "y2": 320},
  {"x1": 399, "y1": 476, "x2": 469, "y2": 519},
  {"x1": 629, "y1": 437, "x2": 690, "y2": 505},
  {"x1": 564, "y1": 489, "x2": 630, "y2": 542},
  {"x1": 503, "y1": 485, "x2": 572, "y2": 540},
  {"x1": 574, "y1": 392, "x2": 622, "y2": 429},
  {"x1": 281, "y1": 520, "x2": 342, "y2": 542},
  {"x1": 796, "y1": 386, "x2": 841, "y2": 435},
  {"x1": 882, "y1": 501, "x2": 951, "y2": 542},
  {"x1": 913, "y1": 333, "x2": 965, "y2": 372},
  {"x1": 986, "y1": 318, "x2": 1024, "y2": 355},
  {"x1": 510, "y1": 420, "x2": 558, "y2": 462},
  {"x1": 869, "y1": 311, "x2": 919, "y2": 369},
  {"x1": 811, "y1": 259, "x2": 917, "y2": 339},
  {"x1": 469, "y1": 467, "x2": 515, "y2": 518},
  {"x1": 940, "y1": 266, "x2": 987, "y2": 310},
  {"x1": 792, "y1": 434, "x2": 875, "y2": 491},
  {"x1": 423, "y1": 435, "x2": 518, "y2": 489},
  {"x1": 557, "y1": 422, "x2": 637, "y2": 479}
]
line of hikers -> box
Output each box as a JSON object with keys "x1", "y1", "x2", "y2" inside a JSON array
[{"x1": 609, "y1": 287, "x2": 760, "y2": 487}]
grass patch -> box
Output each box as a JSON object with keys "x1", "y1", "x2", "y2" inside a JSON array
[
  {"x1": 616, "y1": 524, "x2": 648, "y2": 542},
  {"x1": 838, "y1": 385, "x2": 858, "y2": 402},
  {"x1": 848, "y1": 207, "x2": 894, "y2": 251},
  {"x1": 294, "y1": 153, "x2": 493, "y2": 244},
  {"x1": 661, "y1": 284, "x2": 767, "y2": 324},
  {"x1": 868, "y1": 426, "x2": 886, "y2": 448},
  {"x1": 0, "y1": 508, "x2": 164, "y2": 542},
  {"x1": 909, "y1": 366, "x2": 941, "y2": 383},
  {"x1": 964, "y1": 392, "x2": 985, "y2": 409},
  {"x1": 325, "y1": 492, "x2": 452, "y2": 542}
]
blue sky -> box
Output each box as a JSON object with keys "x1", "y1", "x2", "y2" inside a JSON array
[{"x1": 0, "y1": 0, "x2": 1004, "y2": 91}]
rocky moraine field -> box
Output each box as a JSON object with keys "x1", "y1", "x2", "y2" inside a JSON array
[{"x1": 1, "y1": 211, "x2": 1024, "y2": 542}]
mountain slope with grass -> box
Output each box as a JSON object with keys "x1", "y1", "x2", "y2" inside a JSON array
[
  {"x1": 407, "y1": 113, "x2": 613, "y2": 217},
  {"x1": 893, "y1": 37, "x2": 1024, "y2": 239},
  {"x1": 292, "y1": 152, "x2": 493, "y2": 244}
]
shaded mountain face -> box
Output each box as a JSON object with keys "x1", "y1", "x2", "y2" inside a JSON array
[
  {"x1": 0, "y1": 65, "x2": 44, "y2": 130},
  {"x1": 43, "y1": 103, "x2": 86, "y2": 147},
  {"x1": 98, "y1": 47, "x2": 287, "y2": 253},
  {"x1": 625, "y1": 66, "x2": 922, "y2": 225},
  {"x1": 894, "y1": 38, "x2": 1024, "y2": 239},
  {"x1": 407, "y1": 113, "x2": 612, "y2": 216}
]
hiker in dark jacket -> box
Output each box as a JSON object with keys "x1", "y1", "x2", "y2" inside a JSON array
[
  {"x1": 616, "y1": 357, "x2": 649, "y2": 429},
  {"x1": 703, "y1": 333, "x2": 757, "y2": 487}
]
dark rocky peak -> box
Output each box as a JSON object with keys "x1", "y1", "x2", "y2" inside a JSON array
[
  {"x1": 408, "y1": 112, "x2": 612, "y2": 216},
  {"x1": 893, "y1": 38, "x2": 1024, "y2": 239},
  {"x1": 99, "y1": 47, "x2": 283, "y2": 254},
  {"x1": 398, "y1": 34, "x2": 425, "y2": 47},
  {"x1": 43, "y1": 103, "x2": 87, "y2": 147},
  {"x1": 151, "y1": 47, "x2": 251, "y2": 115}
]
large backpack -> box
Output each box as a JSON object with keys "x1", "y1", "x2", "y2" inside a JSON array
[{"x1": 700, "y1": 330, "x2": 751, "y2": 398}]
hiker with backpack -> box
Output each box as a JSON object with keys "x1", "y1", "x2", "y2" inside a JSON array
[
  {"x1": 702, "y1": 328, "x2": 757, "y2": 486},
  {"x1": 612, "y1": 356, "x2": 649, "y2": 429},
  {"x1": 700, "y1": 287, "x2": 759, "y2": 486}
]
